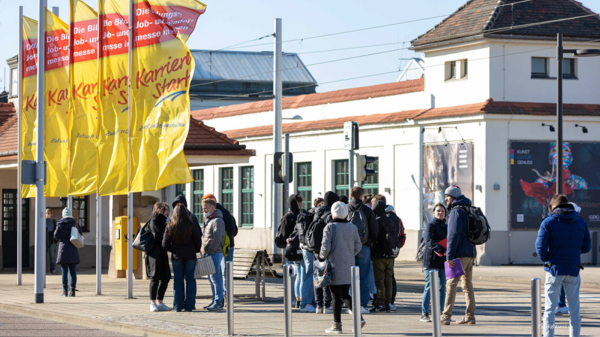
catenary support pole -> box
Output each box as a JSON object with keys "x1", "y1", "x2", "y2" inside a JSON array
[
  {"x1": 283, "y1": 264, "x2": 292, "y2": 337},
  {"x1": 351, "y1": 266, "x2": 361, "y2": 337},
  {"x1": 17, "y1": 5, "x2": 23, "y2": 287},
  {"x1": 126, "y1": 0, "x2": 134, "y2": 299},
  {"x1": 283, "y1": 133, "x2": 290, "y2": 213},
  {"x1": 556, "y1": 33, "x2": 564, "y2": 195},
  {"x1": 430, "y1": 270, "x2": 442, "y2": 337},
  {"x1": 531, "y1": 278, "x2": 541, "y2": 337},
  {"x1": 34, "y1": 0, "x2": 47, "y2": 304},
  {"x1": 226, "y1": 261, "x2": 234, "y2": 336},
  {"x1": 272, "y1": 18, "x2": 283, "y2": 261}
]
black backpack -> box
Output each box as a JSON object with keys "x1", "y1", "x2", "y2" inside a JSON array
[
  {"x1": 456, "y1": 205, "x2": 491, "y2": 245},
  {"x1": 306, "y1": 210, "x2": 331, "y2": 253},
  {"x1": 275, "y1": 221, "x2": 287, "y2": 249},
  {"x1": 295, "y1": 210, "x2": 312, "y2": 246},
  {"x1": 348, "y1": 205, "x2": 369, "y2": 245},
  {"x1": 284, "y1": 235, "x2": 303, "y2": 261},
  {"x1": 378, "y1": 217, "x2": 400, "y2": 258},
  {"x1": 416, "y1": 237, "x2": 426, "y2": 261}
]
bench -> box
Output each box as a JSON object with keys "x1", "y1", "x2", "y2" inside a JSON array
[{"x1": 232, "y1": 249, "x2": 281, "y2": 301}]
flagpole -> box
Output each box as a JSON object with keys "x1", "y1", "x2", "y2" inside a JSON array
[
  {"x1": 34, "y1": 0, "x2": 47, "y2": 304},
  {"x1": 95, "y1": 0, "x2": 103, "y2": 297},
  {"x1": 127, "y1": 0, "x2": 134, "y2": 299},
  {"x1": 17, "y1": 5, "x2": 23, "y2": 287}
]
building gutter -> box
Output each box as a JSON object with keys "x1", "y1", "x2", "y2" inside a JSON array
[
  {"x1": 183, "y1": 144, "x2": 247, "y2": 151},
  {"x1": 0, "y1": 150, "x2": 18, "y2": 157}
]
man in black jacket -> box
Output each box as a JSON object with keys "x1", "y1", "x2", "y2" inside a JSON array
[
  {"x1": 349, "y1": 186, "x2": 379, "y2": 313},
  {"x1": 172, "y1": 195, "x2": 201, "y2": 231},
  {"x1": 280, "y1": 194, "x2": 303, "y2": 307}
]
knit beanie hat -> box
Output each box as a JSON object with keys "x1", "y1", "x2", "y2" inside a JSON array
[
  {"x1": 331, "y1": 201, "x2": 349, "y2": 220},
  {"x1": 62, "y1": 207, "x2": 72, "y2": 218},
  {"x1": 444, "y1": 185, "x2": 462, "y2": 199},
  {"x1": 202, "y1": 193, "x2": 217, "y2": 202}
]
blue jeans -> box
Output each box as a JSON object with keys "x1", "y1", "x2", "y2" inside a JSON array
[
  {"x1": 209, "y1": 253, "x2": 224, "y2": 306},
  {"x1": 301, "y1": 250, "x2": 316, "y2": 308},
  {"x1": 292, "y1": 260, "x2": 304, "y2": 301},
  {"x1": 172, "y1": 259, "x2": 197, "y2": 311},
  {"x1": 48, "y1": 242, "x2": 56, "y2": 272},
  {"x1": 355, "y1": 245, "x2": 371, "y2": 307},
  {"x1": 543, "y1": 273, "x2": 581, "y2": 337},
  {"x1": 559, "y1": 285, "x2": 566, "y2": 307},
  {"x1": 61, "y1": 264, "x2": 76, "y2": 292},
  {"x1": 221, "y1": 247, "x2": 234, "y2": 295},
  {"x1": 422, "y1": 267, "x2": 446, "y2": 314}
]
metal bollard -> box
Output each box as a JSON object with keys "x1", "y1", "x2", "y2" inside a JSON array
[
  {"x1": 283, "y1": 264, "x2": 293, "y2": 337},
  {"x1": 351, "y1": 266, "x2": 361, "y2": 337},
  {"x1": 531, "y1": 278, "x2": 541, "y2": 337},
  {"x1": 255, "y1": 252, "x2": 261, "y2": 300},
  {"x1": 429, "y1": 270, "x2": 442, "y2": 337},
  {"x1": 226, "y1": 261, "x2": 234, "y2": 336},
  {"x1": 261, "y1": 252, "x2": 266, "y2": 301}
]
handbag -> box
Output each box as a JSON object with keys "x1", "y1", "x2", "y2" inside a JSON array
[
  {"x1": 194, "y1": 256, "x2": 216, "y2": 279},
  {"x1": 313, "y1": 224, "x2": 335, "y2": 288},
  {"x1": 70, "y1": 226, "x2": 84, "y2": 249},
  {"x1": 284, "y1": 235, "x2": 303, "y2": 262},
  {"x1": 132, "y1": 223, "x2": 154, "y2": 253}
]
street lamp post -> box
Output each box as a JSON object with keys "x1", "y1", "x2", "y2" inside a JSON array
[{"x1": 556, "y1": 33, "x2": 600, "y2": 195}]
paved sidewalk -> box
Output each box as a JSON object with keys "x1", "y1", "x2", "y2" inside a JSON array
[{"x1": 0, "y1": 262, "x2": 598, "y2": 336}]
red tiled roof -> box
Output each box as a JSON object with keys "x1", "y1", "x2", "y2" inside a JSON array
[
  {"x1": 412, "y1": 0, "x2": 600, "y2": 48},
  {"x1": 0, "y1": 102, "x2": 16, "y2": 127},
  {"x1": 224, "y1": 100, "x2": 600, "y2": 139},
  {"x1": 191, "y1": 78, "x2": 425, "y2": 120}
]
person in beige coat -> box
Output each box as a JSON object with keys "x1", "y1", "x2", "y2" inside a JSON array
[{"x1": 201, "y1": 198, "x2": 226, "y2": 311}]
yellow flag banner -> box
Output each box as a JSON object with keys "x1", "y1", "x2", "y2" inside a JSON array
[
  {"x1": 146, "y1": 0, "x2": 206, "y2": 42},
  {"x1": 68, "y1": 0, "x2": 99, "y2": 196},
  {"x1": 44, "y1": 11, "x2": 70, "y2": 197},
  {"x1": 21, "y1": 16, "x2": 38, "y2": 199},
  {"x1": 98, "y1": 0, "x2": 129, "y2": 196},
  {"x1": 129, "y1": 0, "x2": 206, "y2": 192}
]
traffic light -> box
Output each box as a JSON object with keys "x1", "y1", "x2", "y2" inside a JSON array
[
  {"x1": 354, "y1": 154, "x2": 376, "y2": 183},
  {"x1": 274, "y1": 152, "x2": 293, "y2": 184}
]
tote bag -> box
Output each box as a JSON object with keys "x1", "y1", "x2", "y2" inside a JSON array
[
  {"x1": 194, "y1": 256, "x2": 216, "y2": 279},
  {"x1": 70, "y1": 227, "x2": 84, "y2": 249}
]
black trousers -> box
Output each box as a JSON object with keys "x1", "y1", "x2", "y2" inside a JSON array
[
  {"x1": 392, "y1": 273, "x2": 397, "y2": 304},
  {"x1": 330, "y1": 284, "x2": 352, "y2": 323},
  {"x1": 315, "y1": 285, "x2": 332, "y2": 308},
  {"x1": 149, "y1": 277, "x2": 170, "y2": 301}
]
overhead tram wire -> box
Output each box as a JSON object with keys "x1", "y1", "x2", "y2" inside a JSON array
[{"x1": 188, "y1": 10, "x2": 600, "y2": 91}]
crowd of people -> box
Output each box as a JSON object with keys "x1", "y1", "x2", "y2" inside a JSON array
[{"x1": 44, "y1": 183, "x2": 591, "y2": 336}]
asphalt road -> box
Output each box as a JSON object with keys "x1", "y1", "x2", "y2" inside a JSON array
[{"x1": 0, "y1": 310, "x2": 134, "y2": 337}]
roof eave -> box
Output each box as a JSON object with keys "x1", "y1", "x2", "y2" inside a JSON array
[
  {"x1": 410, "y1": 34, "x2": 485, "y2": 51},
  {"x1": 483, "y1": 33, "x2": 600, "y2": 43}
]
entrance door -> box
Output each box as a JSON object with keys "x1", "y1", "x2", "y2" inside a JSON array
[{"x1": 2, "y1": 189, "x2": 29, "y2": 268}]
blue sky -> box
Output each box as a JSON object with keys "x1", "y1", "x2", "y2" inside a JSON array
[{"x1": 2, "y1": 0, "x2": 600, "y2": 93}]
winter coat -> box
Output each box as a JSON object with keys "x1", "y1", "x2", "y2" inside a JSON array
[
  {"x1": 202, "y1": 209, "x2": 226, "y2": 255},
  {"x1": 349, "y1": 198, "x2": 379, "y2": 247},
  {"x1": 281, "y1": 194, "x2": 301, "y2": 240},
  {"x1": 319, "y1": 219, "x2": 362, "y2": 285},
  {"x1": 162, "y1": 219, "x2": 202, "y2": 261},
  {"x1": 145, "y1": 213, "x2": 171, "y2": 280},
  {"x1": 370, "y1": 200, "x2": 397, "y2": 259},
  {"x1": 422, "y1": 218, "x2": 448, "y2": 269},
  {"x1": 54, "y1": 217, "x2": 81, "y2": 265},
  {"x1": 535, "y1": 204, "x2": 591, "y2": 277},
  {"x1": 46, "y1": 218, "x2": 57, "y2": 247},
  {"x1": 446, "y1": 195, "x2": 475, "y2": 261},
  {"x1": 309, "y1": 191, "x2": 339, "y2": 253},
  {"x1": 172, "y1": 195, "x2": 201, "y2": 231},
  {"x1": 217, "y1": 203, "x2": 237, "y2": 248}
]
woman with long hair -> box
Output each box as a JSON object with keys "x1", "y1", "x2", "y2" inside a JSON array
[
  {"x1": 163, "y1": 204, "x2": 202, "y2": 312},
  {"x1": 146, "y1": 202, "x2": 171, "y2": 312}
]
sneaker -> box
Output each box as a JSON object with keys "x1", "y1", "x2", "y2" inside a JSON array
[
  {"x1": 556, "y1": 306, "x2": 569, "y2": 315},
  {"x1": 61, "y1": 291, "x2": 68, "y2": 297},
  {"x1": 50, "y1": 270, "x2": 57, "y2": 275},
  {"x1": 361, "y1": 318, "x2": 366, "y2": 328},
  {"x1": 389, "y1": 303, "x2": 396, "y2": 312},
  {"x1": 316, "y1": 306, "x2": 324, "y2": 314},
  {"x1": 203, "y1": 302, "x2": 215, "y2": 310},
  {"x1": 69, "y1": 290, "x2": 75, "y2": 297},
  {"x1": 150, "y1": 303, "x2": 159, "y2": 312},
  {"x1": 420, "y1": 313, "x2": 431, "y2": 322},
  {"x1": 369, "y1": 305, "x2": 387, "y2": 313},
  {"x1": 157, "y1": 303, "x2": 172, "y2": 311},
  {"x1": 296, "y1": 301, "x2": 301, "y2": 309},
  {"x1": 324, "y1": 305, "x2": 334, "y2": 314},
  {"x1": 301, "y1": 304, "x2": 316, "y2": 313},
  {"x1": 455, "y1": 317, "x2": 476, "y2": 325},
  {"x1": 360, "y1": 306, "x2": 370, "y2": 314},
  {"x1": 207, "y1": 303, "x2": 224, "y2": 312},
  {"x1": 440, "y1": 315, "x2": 451, "y2": 325},
  {"x1": 325, "y1": 323, "x2": 343, "y2": 334}
]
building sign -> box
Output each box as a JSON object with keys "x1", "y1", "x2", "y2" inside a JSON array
[
  {"x1": 510, "y1": 141, "x2": 600, "y2": 229},
  {"x1": 422, "y1": 143, "x2": 473, "y2": 225}
]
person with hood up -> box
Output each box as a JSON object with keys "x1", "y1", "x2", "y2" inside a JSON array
[
  {"x1": 173, "y1": 195, "x2": 201, "y2": 230},
  {"x1": 441, "y1": 185, "x2": 477, "y2": 325},
  {"x1": 201, "y1": 198, "x2": 226, "y2": 311},
  {"x1": 146, "y1": 202, "x2": 172, "y2": 312},
  {"x1": 370, "y1": 198, "x2": 397, "y2": 313},
  {"x1": 53, "y1": 207, "x2": 82, "y2": 297},
  {"x1": 420, "y1": 203, "x2": 447, "y2": 322},
  {"x1": 536, "y1": 195, "x2": 591, "y2": 337},
  {"x1": 280, "y1": 194, "x2": 303, "y2": 307},
  {"x1": 311, "y1": 191, "x2": 339, "y2": 314},
  {"x1": 319, "y1": 201, "x2": 364, "y2": 333}
]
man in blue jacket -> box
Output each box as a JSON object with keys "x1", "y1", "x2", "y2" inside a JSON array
[
  {"x1": 441, "y1": 185, "x2": 476, "y2": 325},
  {"x1": 535, "y1": 194, "x2": 591, "y2": 337}
]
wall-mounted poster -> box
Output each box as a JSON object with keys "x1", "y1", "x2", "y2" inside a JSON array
[
  {"x1": 423, "y1": 143, "x2": 473, "y2": 226},
  {"x1": 510, "y1": 141, "x2": 600, "y2": 229}
]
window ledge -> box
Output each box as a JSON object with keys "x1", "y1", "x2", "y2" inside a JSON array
[
  {"x1": 444, "y1": 77, "x2": 468, "y2": 82},
  {"x1": 530, "y1": 76, "x2": 578, "y2": 80},
  {"x1": 240, "y1": 225, "x2": 254, "y2": 229}
]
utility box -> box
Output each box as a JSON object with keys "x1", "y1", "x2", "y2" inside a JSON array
[{"x1": 115, "y1": 216, "x2": 138, "y2": 271}]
